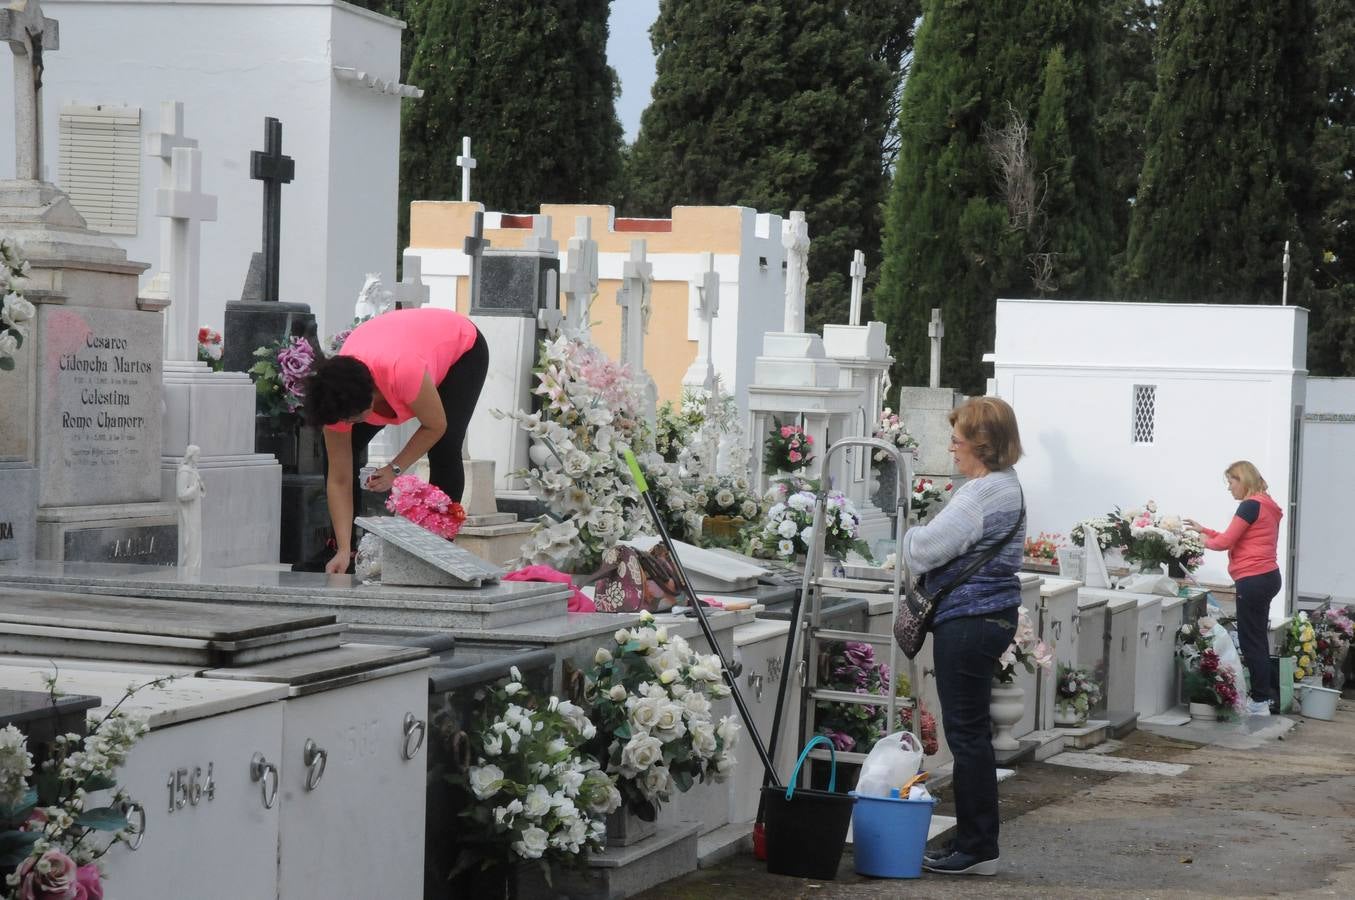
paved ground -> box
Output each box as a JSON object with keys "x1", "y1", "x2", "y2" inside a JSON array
[{"x1": 639, "y1": 687, "x2": 1355, "y2": 898}]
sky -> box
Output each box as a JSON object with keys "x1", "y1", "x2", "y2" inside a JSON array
[{"x1": 608, "y1": 0, "x2": 661, "y2": 142}]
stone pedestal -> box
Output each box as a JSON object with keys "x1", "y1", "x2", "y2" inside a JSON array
[
  {"x1": 897, "y1": 385, "x2": 963, "y2": 479},
  {"x1": 454, "y1": 460, "x2": 535, "y2": 566},
  {"x1": 161, "y1": 361, "x2": 281, "y2": 567},
  {"x1": 824, "y1": 322, "x2": 894, "y2": 540},
  {"x1": 0, "y1": 465, "x2": 38, "y2": 563}
]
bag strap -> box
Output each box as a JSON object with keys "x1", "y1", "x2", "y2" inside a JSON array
[{"x1": 926, "y1": 487, "x2": 1026, "y2": 598}]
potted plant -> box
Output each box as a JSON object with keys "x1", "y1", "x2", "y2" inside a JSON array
[
  {"x1": 582, "y1": 611, "x2": 739, "y2": 844},
  {"x1": 446, "y1": 668, "x2": 617, "y2": 897},
  {"x1": 763, "y1": 418, "x2": 814, "y2": 475},
  {"x1": 1024, "y1": 532, "x2": 1064, "y2": 573},
  {"x1": 991, "y1": 607, "x2": 1053, "y2": 750},
  {"x1": 691, "y1": 473, "x2": 761, "y2": 543},
  {"x1": 868, "y1": 409, "x2": 917, "y2": 512},
  {"x1": 1176, "y1": 620, "x2": 1244, "y2": 720},
  {"x1": 1053, "y1": 664, "x2": 1102, "y2": 726}
]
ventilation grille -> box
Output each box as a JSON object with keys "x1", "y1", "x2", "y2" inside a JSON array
[
  {"x1": 59, "y1": 104, "x2": 141, "y2": 235},
  {"x1": 1132, "y1": 384, "x2": 1156, "y2": 444}
]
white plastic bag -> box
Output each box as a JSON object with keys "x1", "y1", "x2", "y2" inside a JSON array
[
  {"x1": 1205, "y1": 621, "x2": 1248, "y2": 714},
  {"x1": 856, "y1": 730, "x2": 924, "y2": 798}
]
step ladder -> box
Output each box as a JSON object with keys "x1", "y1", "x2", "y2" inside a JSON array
[{"x1": 792, "y1": 437, "x2": 921, "y2": 776}]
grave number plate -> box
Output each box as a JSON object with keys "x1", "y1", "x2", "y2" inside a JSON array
[{"x1": 166, "y1": 762, "x2": 215, "y2": 813}]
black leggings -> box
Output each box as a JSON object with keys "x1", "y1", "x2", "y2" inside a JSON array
[{"x1": 348, "y1": 329, "x2": 489, "y2": 506}]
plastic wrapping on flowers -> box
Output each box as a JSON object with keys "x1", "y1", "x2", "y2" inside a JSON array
[
  {"x1": 1312, "y1": 605, "x2": 1354, "y2": 686},
  {"x1": 1070, "y1": 501, "x2": 1205, "y2": 573},
  {"x1": 1176, "y1": 620, "x2": 1244, "y2": 714},
  {"x1": 450, "y1": 667, "x2": 616, "y2": 877},
  {"x1": 580, "y1": 611, "x2": 740, "y2": 821},
  {"x1": 1282, "y1": 611, "x2": 1320, "y2": 681},
  {"x1": 1054, "y1": 663, "x2": 1102, "y2": 714},
  {"x1": 814, "y1": 641, "x2": 938, "y2": 756}
]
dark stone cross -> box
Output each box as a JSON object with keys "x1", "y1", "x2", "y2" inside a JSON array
[
  {"x1": 250, "y1": 117, "x2": 294, "y2": 303},
  {"x1": 463, "y1": 210, "x2": 491, "y2": 311}
]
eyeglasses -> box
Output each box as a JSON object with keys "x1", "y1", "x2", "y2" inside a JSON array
[{"x1": 949, "y1": 433, "x2": 967, "y2": 448}]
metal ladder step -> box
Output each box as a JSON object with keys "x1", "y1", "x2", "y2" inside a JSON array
[
  {"x1": 813, "y1": 628, "x2": 894, "y2": 645},
  {"x1": 809, "y1": 688, "x2": 918, "y2": 707}
]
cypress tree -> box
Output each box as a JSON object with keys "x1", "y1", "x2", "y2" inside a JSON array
[
  {"x1": 399, "y1": 0, "x2": 624, "y2": 236},
  {"x1": 624, "y1": 0, "x2": 919, "y2": 333},
  {"x1": 1124, "y1": 1, "x2": 1319, "y2": 306},
  {"x1": 1305, "y1": 0, "x2": 1355, "y2": 375},
  {"x1": 875, "y1": 0, "x2": 1110, "y2": 393}
]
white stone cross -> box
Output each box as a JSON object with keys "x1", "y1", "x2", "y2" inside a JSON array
[
  {"x1": 562, "y1": 216, "x2": 598, "y2": 339},
  {"x1": 157, "y1": 146, "x2": 218, "y2": 361},
  {"x1": 2, "y1": 0, "x2": 59, "y2": 182},
  {"x1": 617, "y1": 240, "x2": 653, "y2": 369},
  {"x1": 848, "y1": 249, "x2": 867, "y2": 326},
  {"x1": 782, "y1": 210, "x2": 810, "y2": 333},
  {"x1": 537, "y1": 268, "x2": 563, "y2": 337},
  {"x1": 682, "y1": 252, "x2": 720, "y2": 393},
  {"x1": 928, "y1": 307, "x2": 945, "y2": 389},
  {"x1": 146, "y1": 101, "x2": 201, "y2": 351},
  {"x1": 522, "y1": 214, "x2": 558, "y2": 256},
  {"x1": 392, "y1": 255, "x2": 430, "y2": 309},
  {"x1": 456, "y1": 135, "x2": 476, "y2": 203}
]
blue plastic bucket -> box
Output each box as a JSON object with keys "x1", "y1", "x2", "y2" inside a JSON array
[{"x1": 849, "y1": 790, "x2": 936, "y2": 878}]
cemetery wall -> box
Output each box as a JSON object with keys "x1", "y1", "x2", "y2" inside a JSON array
[
  {"x1": 1297, "y1": 378, "x2": 1355, "y2": 603},
  {"x1": 407, "y1": 201, "x2": 786, "y2": 412},
  {"x1": 993, "y1": 299, "x2": 1306, "y2": 620},
  {"x1": 0, "y1": 0, "x2": 406, "y2": 339}
]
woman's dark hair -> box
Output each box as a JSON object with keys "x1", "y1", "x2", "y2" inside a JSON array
[{"x1": 303, "y1": 355, "x2": 374, "y2": 426}]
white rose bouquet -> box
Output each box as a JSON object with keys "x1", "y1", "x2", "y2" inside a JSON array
[
  {"x1": 584, "y1": 612, "x2": 740, "y2": 821},
  {"x1": 1, "y1": 237, "x2": 36, "y2": 372},
  {"x1": 747, "y1": 481, "x2": 871, "y2": 562},
  {"x1": 453, "y1": 668, "x2": 618, "y2": 879}
]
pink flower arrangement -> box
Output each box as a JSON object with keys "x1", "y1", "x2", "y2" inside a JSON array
[
  {"x1": 763, "y1": 418, "x2": 814, "y2": 473},
  {"x1": 385, "y1": 474, "x2": 467, "y2": 539},
  {"x1": 14, "y1": 849, "x2": 103, "y2": 900}
]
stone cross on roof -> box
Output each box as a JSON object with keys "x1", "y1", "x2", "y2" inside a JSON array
[
  {"x1": 682, "y1": 252, "x2": 720, "y2": 393},
  {"x1": 157, "y1": 146, "x2": 217, "y2": 361},
  {"x1": 2, "y1": 0, "x2": 60, "y2": 181},
  {"x1": 928, "y1": 307, "x2": 945, "y2": 389},
  {"x1": 249, "y1": 117, "x2": 295, "y2": 304},
  {"x1": 392, "y1": 255, "x2": 429, "y2": 309},
  {"x1": 456, "y1": 136, "x2": 476, "y2": 203},
  {"x1": 522, "y1": 214, "x2": 558, "y2": 255},
  {"x1": 562, "y1": 216, "x2": 598, "y2": 339},
  {"x1": 848, "y1": 249, "x2": 867, "y2": 326},
  {"x1": 782, "y1": 210, "x2": 809, "y2": 334},
  {"x1": 617, "y1": 240, "x2": 653, "y2": 369},
  {"x1": 462, "y1": 210, "x2": 490, "y2": 310}
]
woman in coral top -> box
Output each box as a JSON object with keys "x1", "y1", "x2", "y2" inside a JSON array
[
  {"x1": 303, "y1": 307, "x2": 488, "y2": 574},
  {"x1": 1186, "y1": 460, "x2": 1283, "y2": 717}
]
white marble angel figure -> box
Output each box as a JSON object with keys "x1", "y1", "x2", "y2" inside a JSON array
[
  {"x1": 354, "y1": 273, "x2": 394, "y2": 322},
  {"x1": 177, "y1": 445, "x2": 206, "y2": 574}
]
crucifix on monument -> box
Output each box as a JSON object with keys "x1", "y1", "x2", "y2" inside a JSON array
[
  {"x1": 848, "y1": 249, "x2": 866, "y2": 327},
  {"x1": 2, "y1": 0, "x2": 58, "y2": 182},
  {"x1": 456, "y1": 136, "x2": 476, "y2": 203},
  {"x1": 562, "y1": 216, "x2": 598, "y2": 339},
  {"x1": 463, "y1": 210, "x2": 491, "y2": 311},
  {"x1": 617, "y1": 240, "x2": 657, "y2": 422},
  {"x1": 781, "y1": 210, "x2": 810, "y2": 333},
  {"x1": 222, "y1": 116, "x2": 314, "y2": 373},
  {"x1": 928, "y1": 307, "x2": 944, "y2": 389},
  {"x1": 392, "y1": 255, "x2": 430, "y2": 309},
  {"x1": 682, "y1": 252, "x2": 719, "y2": 393}
]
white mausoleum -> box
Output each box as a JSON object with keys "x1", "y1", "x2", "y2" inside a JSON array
[
  {"x1": 0, "y1": 0, "x2": 413, "y2": 338},
  {"x1": 991, "y1": 298, "x2": 1307, "y2": 620}
]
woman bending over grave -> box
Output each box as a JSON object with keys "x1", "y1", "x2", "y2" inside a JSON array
[
  {"x1": 305, "y1": 307, "x2": 489, "y2": 575},
  {"x1": 1185, "y1": 461, "x2": 1282, "y2": 717},
  {"x1": 898, "y1": 396, "x2": 1025, "y2": 877}
]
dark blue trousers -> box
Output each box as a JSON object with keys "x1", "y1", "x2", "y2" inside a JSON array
[
  {"x1": 1235, "y1": 569, "x2": 1282, "y2": 704},
  {"x1": 932, "y1": 605, "x2": 1019, "y2": 860}
]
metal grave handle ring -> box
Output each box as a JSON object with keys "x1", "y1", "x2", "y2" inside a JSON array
[
  {"x1": 250, "y1": 752, "x2": 279, "y2": 809},
  {"x1": 123, "y1": 802, "x2": 146, "y2": 851},
  {"x1": 403, "y1": 712, "x2": 427, "y2": 761},
  {"x1": 303, "y1": 739, "x2": 328, "y2": 791}
]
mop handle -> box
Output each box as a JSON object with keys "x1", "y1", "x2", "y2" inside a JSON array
[{"x1": 623, "y1": 449, "x2": 783, "y2": 789}]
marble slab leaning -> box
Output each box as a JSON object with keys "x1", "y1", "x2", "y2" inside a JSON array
[{"x1": 356, "y1": 515, "x2": 504, "y2": 588}]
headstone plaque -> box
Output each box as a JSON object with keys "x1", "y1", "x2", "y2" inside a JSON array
[
  {"x1": 0, "y1": 469, "x2": 37, "y2": 562},
  {"x1": 62, "y1": 522, "x2": 177, "y2": 565},
  {"x1": 472, "y1": 251, "x2": 560, "y2": 318},
  {"x1": 355, "y1": 515, "x2": 503, "y2": 588},
  {"x1": 37, "y1": 306, "x2": 163, "y2": 507}
]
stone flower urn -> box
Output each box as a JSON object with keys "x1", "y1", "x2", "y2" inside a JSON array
[{"x1": 989, "y1": 680, "x2": 1025, "y2": 750}]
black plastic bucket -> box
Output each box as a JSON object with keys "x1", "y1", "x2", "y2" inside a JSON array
[{"x1": 762, "y1": 735, "x2": 855, "y2": 880}]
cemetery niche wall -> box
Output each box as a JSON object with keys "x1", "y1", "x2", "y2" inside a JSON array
[{"x1": 992, "y1": 298, "x2": 1307, "y2": 620}]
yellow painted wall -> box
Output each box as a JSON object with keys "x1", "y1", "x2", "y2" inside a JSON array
[{"x1": 408, "y1": 201, "x2": 749, "y2": 405}]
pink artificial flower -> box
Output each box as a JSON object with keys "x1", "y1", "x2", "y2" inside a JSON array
[
  {"x1": 15, "y1": 849, "x2": 89, "y2": 900},
  {"x1": 780, "y1": 425, "x2": 794, "y2": 438},
  {"x1": 804, "y1": 434, "x2": 813, "y2": 444},
  {"x1": 788, "y1": 451, "x2": 801, "y2": 463},
  {"x1": 944, "y1": 482, "x2": 954, "y2": 492},
  {"x1": 75, "y1": 866, "x2": 102, "y2": 900},
  {"x1": 1133, "y1": 515, "x2": 1152, "y2": 529}
]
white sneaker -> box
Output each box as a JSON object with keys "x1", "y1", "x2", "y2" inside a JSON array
[{"x1": 1246, "y1": 699, "x2": 1272, "y2": 717}]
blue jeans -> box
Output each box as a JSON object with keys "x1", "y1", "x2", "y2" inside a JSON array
[
  {"x1": 932, "y1": 605, "x2": 1019, "y2": 859},
  {"x1": 1235, "y1": 569, "x2": 1281, "y2": 704}
]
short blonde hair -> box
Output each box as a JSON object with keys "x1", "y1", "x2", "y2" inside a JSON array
[
  {"x1": 949, "y1": 397, "x2": 1023, "y2": 471},
  {"x1": 1225, "y1": 460, "x2": 1267, "y2": 494}
]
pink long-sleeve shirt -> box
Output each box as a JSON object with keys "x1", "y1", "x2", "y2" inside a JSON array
[{"x1": 1200, "y1": 492, "x2": 1282, "y2": 581}]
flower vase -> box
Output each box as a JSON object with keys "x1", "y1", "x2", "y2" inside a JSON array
[
  {"x1": 989, "y1": 680, "x2": 1025, "y2": 750},
  {"x1": 1053, "y1": 701, "x2": 1087, "y2": 728},
  {"x1": 1188, "y1": 701, "x2": 1219, "y2": 722},
  {"x1": 870, "y1": 458, "x2": 899, "y2": 514},
  {"x1": 702, "y1": 515, "x2": 745, "y2": 543},
  {"x1": 1138, "y1": 560, "x2": 1167, "y2": 576},
  {"x1": 1167, "y1": 558, "x2": 1187, "y2": 579},
  {"x1": 606, "y1": 807, "x2": 657, "y2": 847}
]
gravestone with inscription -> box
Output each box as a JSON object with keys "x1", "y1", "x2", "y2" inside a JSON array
[
  {"x1": 355, "y1": 515, "x2": 504, "y2": 588},
  {"x1": 0, "y1": 2, "x2": 176, "y2": 562}
]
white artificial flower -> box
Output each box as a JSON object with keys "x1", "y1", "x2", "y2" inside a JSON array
[
  {"x1": 0, "y1": 332, "x2": 18, "y2": 357},
  {"x1": 559, "y1": 768, "x2": 585, "y2": 798},
  {"x1": 741, "y1": 499, "x2": 759, "y2": 519},
  {"x1": 641, "y1": 764, "x2": 674, "y2": 800},
  {"x1": 469, "y1": 764, "x2": 505, "y2": 800},
  {"x1": 1, "y1": 293, "x2": 35, "y2": 326},
  {"x1": 621, "y1": 733, "x2": 664, "y2": 773},
  {"x1": 482, "y1": 734, "x2": 502, "y2": 757},
  {"x1": 767, "y1": 503, "x2": 786, "y2": 522},
  {"x1": 513, "y1": 825, "x2": 549, "y2": 859},
  {"x1": 629, "y1": 697, "x2": 662, "y2": 733},
  {"x1": 689, "y1": 722, "x2": 718, "y2": 758},
  {"x1": 777, "y1": 539, "x2": 794, "y2": 557},
  {"x1": 595, "y1": 647, "x2": 613, "y2": 665},
  {"x1": 504, "y1": 682, "x2": 523, "y2": 696},
  {"x1": 715, "y1": 489, "x2": 735, "y2": 508},
  {"x1": 716, "y1": 715, "x2": 741, "y2": 749},
  {"x1": 608, "y1": 684, "x2": 628, "y2": 702},
  {"x1": 615, "y1": 628, "x2": 632, "y2": 645},
  {"x1": 777, "y1": 518, "x2": 798, "y2": 539},
  {"x1": 653, "y1": 703, "x2": 687, "y2": 742},
  {"x1": 681, "y1": 691, "x2": 712, "y2": 720},
  {"x1": 523, "y1": 783, "x2": 553, "y2": 819}
]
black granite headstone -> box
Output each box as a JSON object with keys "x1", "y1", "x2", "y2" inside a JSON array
[
  {"x1": 472, "y1": 252, "x2": 560, "y2": 318},
  {"x1": 63, "y1": 523, "x2": 178, "y2": 566}
]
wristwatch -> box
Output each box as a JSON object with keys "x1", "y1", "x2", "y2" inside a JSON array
[{"x1": 390, "y1": 463, "x2": 402, "y2": 475}]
